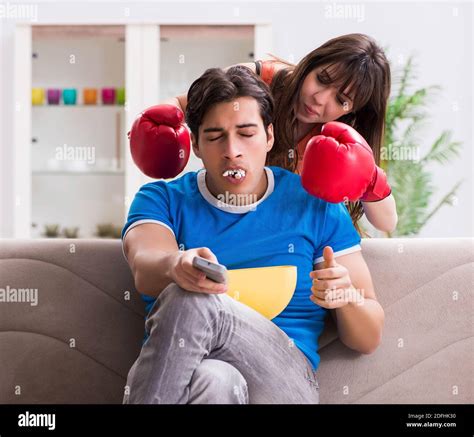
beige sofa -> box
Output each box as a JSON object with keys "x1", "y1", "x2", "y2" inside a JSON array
[{"x1": 0, "y1": 238, "x2": 472, "y2": 404}]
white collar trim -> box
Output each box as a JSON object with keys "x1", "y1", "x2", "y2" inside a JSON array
[{"x1": 197, "y1": 167, "x2": 274, "y2": 214}]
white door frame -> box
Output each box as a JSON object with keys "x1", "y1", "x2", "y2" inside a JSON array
[
  {"x1": 11, "y1": 22, "x2": 272, "y2": 237},
  {"x1": 13, "y1": 24, "x2": 32, "y2": 238},
  {"x1": 124, "y1": 24, "x2": 160, "y2": 217}
]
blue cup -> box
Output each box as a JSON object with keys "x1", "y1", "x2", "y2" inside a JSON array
[{"x1": 63, "y1": 88, "x2": 77, "y2": 105}]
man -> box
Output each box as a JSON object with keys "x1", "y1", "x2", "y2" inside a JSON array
[{"x1": 122, "y1": 66, "x2": 384, "y2": 404}]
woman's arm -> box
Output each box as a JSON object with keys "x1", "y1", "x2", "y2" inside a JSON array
[
  {"x1": 161, "y1": 63, "x2": 257, "y2": 113},
  {"x1": 160, "y1": 95, "x2": 186, "y2": 112},
  {"x1": 362, "y1": 193, "x2": 398, "y2": 233}
]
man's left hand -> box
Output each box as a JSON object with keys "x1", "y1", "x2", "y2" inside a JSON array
[{"x1": 309, "y1": 246, "x2": 363, "y2": 309}]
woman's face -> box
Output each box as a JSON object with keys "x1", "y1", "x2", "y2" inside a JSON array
[{"x1": 295, "y1": 64, "x2": 355, "y2": 124}]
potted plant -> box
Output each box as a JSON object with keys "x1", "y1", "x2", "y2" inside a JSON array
[
  {"x1": 96, "y1": 223, "x2": 115, "y2": 238},
  {"x1": 43, "y1": 224, "x2": 60, "y2": 238},
  {"x1": 111, "y1": 225, "x2": 123, "y2": 239},
  {"x1": 380, "y1": 56, "x2": 462, "y2": 237},
  {"x1": 63, "y1": 227, "x2": 79, "y2": 238}
]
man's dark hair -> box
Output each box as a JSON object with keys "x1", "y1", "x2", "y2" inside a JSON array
[{"x1": 185, "y1": 65, "x2": 274, "y2": 142}]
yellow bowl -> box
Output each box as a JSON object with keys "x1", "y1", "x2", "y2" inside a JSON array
[{"x1": 226, "y1": 265, "x2": 297, "y2": 319}]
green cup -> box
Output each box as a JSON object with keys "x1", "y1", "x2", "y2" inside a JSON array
[{"x1": 116, "y1": 87, "x2": 125, "y2": 105}]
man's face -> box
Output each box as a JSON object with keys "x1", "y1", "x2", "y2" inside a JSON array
[{"x1": 192, "y1": 96, "x2": 274, "y2": 201}]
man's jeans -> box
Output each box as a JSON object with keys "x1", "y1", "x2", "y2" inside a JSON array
[{"x1": 123, "y1": 283, "x2": 320, "y2": 404}]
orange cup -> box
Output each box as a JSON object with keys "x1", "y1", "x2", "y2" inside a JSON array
[{"x1": 83, "y1": 88, "x2": 98, "y2": 105}]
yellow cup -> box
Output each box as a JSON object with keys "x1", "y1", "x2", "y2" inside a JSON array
[
  {"x1": 226, "y1": 265, "x2": 297, "y2": 319},
  {"x1": 32, "y1": 88, "x2": 45, "y2": 105}
]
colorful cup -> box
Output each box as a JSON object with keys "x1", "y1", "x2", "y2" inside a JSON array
[
  {"x1": 32, "y1": 88, "x2": 45, "y2": 105},
  {"x1": 101, "y1": 88, "x2": 116, "y2": 105},
  {"x1": 83, "y1": 88, "x2": 98, "y2": 105},
  {"x1": 116, "y1": 87, "x2": 125, "y2": 105},
  {"x1": 47, "y1": 89, "x2": 61, "y2": 105},
  {"x1": 63, "y1": 88, "x2": 77, "y2": 105}
]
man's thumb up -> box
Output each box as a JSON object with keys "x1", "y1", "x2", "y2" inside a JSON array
[{"x1": 323, "y1": 246, "x2": 337, "y2": 268}]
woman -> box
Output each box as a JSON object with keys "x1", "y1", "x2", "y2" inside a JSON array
[
  {"x1": 258, "y1": 34, "x2": 396, "y2": 233},
  {"x1": 131, "y1": 33, "x2": 397, "y2": 234}
]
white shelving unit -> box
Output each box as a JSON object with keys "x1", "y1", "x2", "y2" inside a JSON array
[
  {"x1": 30, "y1": 25, "x2": 127, "y2": 238},
  {"x1": 11, "y1": 23, "x2": 272, "y2": 238}
]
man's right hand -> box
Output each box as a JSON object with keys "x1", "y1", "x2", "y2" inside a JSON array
[
  {"x1": 129, "y1": 104, "x2": 191, "y2": 179},
  {"x1": 168, "y1": 247, "x2": 228, "y2": 294}
]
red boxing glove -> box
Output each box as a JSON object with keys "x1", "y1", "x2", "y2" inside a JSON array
[
  {"x1": 129, "y1": 104, "x2": 191, "y2": 179},
  {"x1": 301, "y1": 121, "x2": 391, "y2": 203},
  {"x1": 360, "y1": 165, "x2": 391, "y2": 202}
]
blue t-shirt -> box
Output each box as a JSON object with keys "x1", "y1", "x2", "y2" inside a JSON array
[{"x1": 122, "y1": 166, "x2": 361, "y2": 370}]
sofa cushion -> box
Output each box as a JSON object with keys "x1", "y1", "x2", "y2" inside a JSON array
[{"x1": 0, "y1": 237, "x2": 472, "y2": 404}]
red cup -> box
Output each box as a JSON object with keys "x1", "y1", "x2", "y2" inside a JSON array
[{"x1": 101, "y1": 88, "x2": 116, "y2": 105}]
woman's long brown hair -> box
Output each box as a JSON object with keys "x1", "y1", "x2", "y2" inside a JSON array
[{"x1": 266, "y1": 33, "x2": 391, "y2": 233}]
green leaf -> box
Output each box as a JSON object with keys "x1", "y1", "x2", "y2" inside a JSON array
[
  {"x1": 382, "y1": 54, "x2": 462, "y2": 237},
  {"x1": 421, "y1": 181, "x2": 463, "y2": 226},
  {"x1": 389, "y1": 161, "x2": 433, "y2": 235},
  {"x1": 420, "y1": 131, "x2": 461, "y2": 165}
]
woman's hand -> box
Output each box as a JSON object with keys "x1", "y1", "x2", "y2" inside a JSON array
[
  {"x1": 309, "y1": 246, "x2": 364, "y2": 309},
  {"x1": 301, "y1": 122, "x2": 392, "y2": 203},
  {"x1": 128, "y1": 104, "x2": 191, "y2": 179},
  {"x1": 169, "y1": 247, "x2": 228, "y2": 295}
]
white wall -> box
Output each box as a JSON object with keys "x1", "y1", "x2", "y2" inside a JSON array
[
  {"x1": 0, "y1": 1, "x2": 472, "y2": 238},
  {"x1": 160, "y1": 29, "x2": 253, "y2": 173}
]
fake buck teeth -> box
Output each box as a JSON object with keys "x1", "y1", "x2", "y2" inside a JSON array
[{"x1": 222, "y1": 169, "x2": 246, "y2": 179}]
